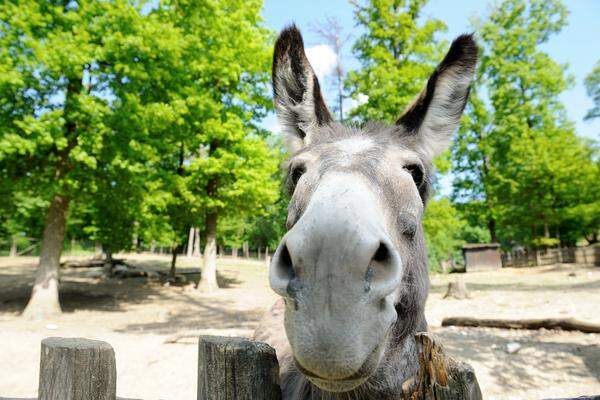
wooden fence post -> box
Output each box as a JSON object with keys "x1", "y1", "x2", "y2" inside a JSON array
[
  {"x1": 403, "y1": 333, "x2": 482, "y2": 400},
  {"x1": 39, "y1": 337, "x2": 116, "y2": 400},
  {"x1": 198, "y1": 336, "x2": 281, "y2": 400}
]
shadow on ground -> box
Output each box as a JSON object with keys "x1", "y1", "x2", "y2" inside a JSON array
[
  {"x1": 114, "y1": 290, "x2": 265, "y2": 335},
  {"x1": 0, "y1": 263, "x2": 242, "y2": 316},
  {"x1": 435, "y1": 327, "x2": 600, "y2": 391}
]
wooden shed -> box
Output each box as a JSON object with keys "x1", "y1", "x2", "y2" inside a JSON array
[{"x1": 462, "y1": 243, "x2": 502, "y2": 272}]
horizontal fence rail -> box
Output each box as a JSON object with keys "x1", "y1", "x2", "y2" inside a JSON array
[{"x1": 501, "y1": 246, "x2": 600, "y2": 268}]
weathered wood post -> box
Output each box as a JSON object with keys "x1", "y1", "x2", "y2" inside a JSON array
[
  {"x1": 39, "y1": 337, "x2": 116, "y2": 400},
  {"x1": 198, "y1": 336, "x2": 281, "y2": 400},
  {"x1": 403, "y1": 333, "x2": 482, "y2": 400}
]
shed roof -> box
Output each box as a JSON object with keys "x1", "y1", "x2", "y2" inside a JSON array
[{"x1": 462, "y1": 243, "x2": 501, "y2": 250}]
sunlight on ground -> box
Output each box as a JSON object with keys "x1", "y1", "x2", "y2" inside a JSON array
[{"x1": 0, "y1": 255, "x2": 599, "y2": 399}]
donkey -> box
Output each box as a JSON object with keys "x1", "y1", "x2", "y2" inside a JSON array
[{"x1": 254, "y1": 25, "x2": 477, "y2": 399}]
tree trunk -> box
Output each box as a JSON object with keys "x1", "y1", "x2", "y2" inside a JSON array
[
  {"x1": 198, "y1": 211, "x2": 218, "y2": 292},
  {"x1": 193, "y1": 227, "x2": 201, "y2": 256},
  {"x1": 9, "y1": 235, "x2": 18, "y2": 257},
  {"x1": 444, "y1": 280, "x2": 470, "y2": 300},
  {"x1": 187, "y1": 227, "x2": 195, "y2": 258},
  {"x1": 170, "y1": 245, "x2": 178, "y2": 278},
  {"x1": 23, "y1": 71, "x2": 82, "y2": 319},
  {"x1": 131, "y1": 220, "x2": 139, "y2": 252},
  {"x1": 23, "y1": 194, "x2": 70, "y2": 319},
  {"x1": 487, "y1": 218, "x2": 497, "y2": 243},
  {"x1": 94, "y1": 242, "x2": 103, "y2": 258},
  {"x1": 103, "y1": 250, "x2": 113, "y2": 277}
]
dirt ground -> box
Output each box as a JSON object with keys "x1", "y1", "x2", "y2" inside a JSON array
[{"x1": 0, "y1": 255, "x2": 599, "y2": 400}]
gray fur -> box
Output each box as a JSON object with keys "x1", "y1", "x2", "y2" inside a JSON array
[{"x1": 255, "y1": 27, "x2": 477, "y2": 399}]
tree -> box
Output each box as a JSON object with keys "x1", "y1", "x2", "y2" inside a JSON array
[
  {"x1": 153, "y1": 0, "x2": 278, "y2": 291},
  {"x1": 0, "y1": 1, "x2": 145, "y2": 317},
  {"x1": 584, "y1": 61, "x2": 600, "y2": 121},
  {"x1": 453, "y1": 0, "x2": 598, "y2": 248},
  {"x1": 0, "y1": 0, "x2": 202, "y2": 317},
  {"x1": 345, "y1": 0, "x2": 447, "y2": 122},
  {"x1": 452, "y1": 87, "x2": 501, "y2": 242}
]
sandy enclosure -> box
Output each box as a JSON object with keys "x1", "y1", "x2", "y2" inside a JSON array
[{"x1": 0, "y1": 255, "x2": 599, "y2": 400}]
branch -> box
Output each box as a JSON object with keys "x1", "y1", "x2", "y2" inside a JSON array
[{"x1": 442, "y1": 317, "x2": 600, "y2": 334}]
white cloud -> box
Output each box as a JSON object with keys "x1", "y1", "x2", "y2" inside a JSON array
[
  {"x1": 263, "y1": 114, "x2": 281, "y2": 134},
  {"x1": 347, "y1": 93, "x2": 369, "y2": 113},
  {"x1": 305, "y1": 44, "x2": 337, "y2": 82}
]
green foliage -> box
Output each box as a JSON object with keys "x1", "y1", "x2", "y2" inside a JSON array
[
  {"x1": 422, "y1": 198, "x2": 465, "y2": 270},
  {"x1": 155, "y1": 0, "x2": 278, "y2": 255},
  {"x1": 453, "y1": 0, "x2": 599, "y2": 249},
  {"x1": 531, "y1": 237, "x2": 560, "y2": 248},
  {"x1": 0, "y1": 0, "x2": 158, "y2": 255},
  {"x1": 0, "y1": 0, "x2": 279, "y2": 261},
  {"x1": 345, "y1": 0, "x2": 447, "y2": 122},
  {"x1": 584, "y1": 60, "x2": 600, "y2": 121}
]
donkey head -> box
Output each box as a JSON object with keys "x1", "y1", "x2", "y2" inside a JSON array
[{"x1": 269, "y1": 25, "x2": 477, "y2": 392}]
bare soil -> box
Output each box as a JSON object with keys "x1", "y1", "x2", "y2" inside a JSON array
[{"x1": 0, "y1": 255, "x2": 598, "y2": 399}]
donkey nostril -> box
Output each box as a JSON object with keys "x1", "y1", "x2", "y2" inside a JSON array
[
  {"x1": 366, "y1": 241, "x2": 402, "y2": 299},
  {"x1": 270, "y1": 241, "x2": 297, "y2": 298},
  {"x1": 372, "y1": 242, "x2": 389, "y2": 263},
  {"x1": 274, "y1": 243, "x2": 295, "y2": 283},
  {"x1": 280, "y1": 243, "x2": 293, "y2": 272}
]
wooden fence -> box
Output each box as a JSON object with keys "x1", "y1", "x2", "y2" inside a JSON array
[
  {"x1": 5, "y1": 335, "x2": 599, "y2": 399},
  {"x1": 501, "y1": 246, "x2": 600, "y2": 268},
  {"x1": 15, "y1": 334, "x2": 484, "y2": 400}
]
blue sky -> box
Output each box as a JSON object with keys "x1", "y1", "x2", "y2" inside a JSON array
[{"x1": 261, "y1": 0, "x2": 600, "y2": 140}]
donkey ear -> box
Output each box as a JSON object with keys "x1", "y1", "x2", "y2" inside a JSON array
[
  {"x1": 397, "y1": 34, "x2": 478, "y2": 160},
  {"x1": 272, "y1": 25, "x2": 332, "y2": 151}
]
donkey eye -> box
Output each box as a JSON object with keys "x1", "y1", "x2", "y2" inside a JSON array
[
  {"x1": 288, "y1": 164, "x2": 306, "y2": 191},
  {"x1": 403, "y1": 224, "x2": 417, "y2": 241},
  {"x1": 404, "y1": 164, "x2": 424, "y2": 188}
]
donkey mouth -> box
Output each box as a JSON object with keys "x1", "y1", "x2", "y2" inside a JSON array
[
  {"x1": 305, "y1": 375, "x2": 369, "y2": 393},
  {"x1": 294, "y1": 339, "x2": 386, "y2": 393}
]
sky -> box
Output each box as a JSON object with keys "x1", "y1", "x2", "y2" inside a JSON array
[{"x1": 261, "y1": 0, "x2": 600, "y2": 140}]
